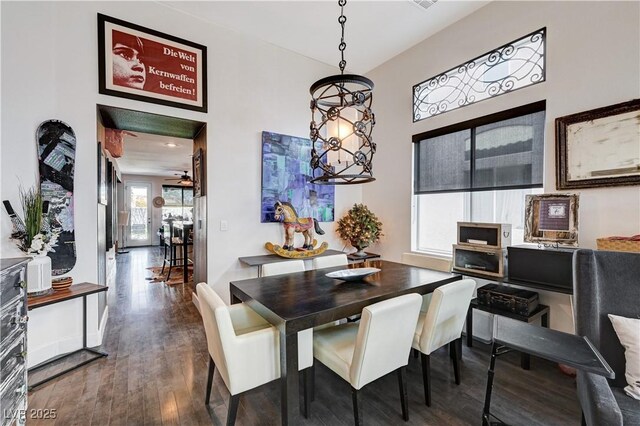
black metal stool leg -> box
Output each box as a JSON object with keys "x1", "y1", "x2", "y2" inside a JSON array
[
  {"x1": 161, "y1": 242, "x2": 167, "y2": 274},
  {"x1": 483, "y1": 342, "x2": 499, "y2": 425},
  {"x1": 167, "y1": 244, "x2": 176, "y2": 281}
]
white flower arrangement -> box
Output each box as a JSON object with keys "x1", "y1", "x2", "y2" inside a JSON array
[
  {"x1": 6, "y1": 185, "x2": 61, "y2": 257},
  {"x1": 27, "y1": 230, "x2": 60, "y2": 256}
]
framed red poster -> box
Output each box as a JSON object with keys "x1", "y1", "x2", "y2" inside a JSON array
[{"x1": 98, "y1": 14, "x2": 207, "y2": 113}]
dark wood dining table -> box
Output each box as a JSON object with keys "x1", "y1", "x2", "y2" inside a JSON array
[{"x1": 229, "y1": 260, "x2": 461, "y2": 425}]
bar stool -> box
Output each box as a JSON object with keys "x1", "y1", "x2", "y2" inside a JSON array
[
  {"x1": 165, "y1": 224, "x2": 192, "y2": 281},
  {"x1": 161, "y1": 221, "x2": 174, "y2": 275}
]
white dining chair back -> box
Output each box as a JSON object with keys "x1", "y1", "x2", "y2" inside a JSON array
[
  {"x1": 312, "y1": 293, "x2": 422, "y2": 423},
  {"x1": 418, "y1": 279, "x2": 476, "y2": 355},
  {"x1": 262, "y1": 259, "x2": 305, "y2": 276},
  {"x1": 350, "y1": 293, "x2": 422, "y2": 389},
  {"x1": 312, "y1": 254, "x2": 348, "y2": 270},
  {"x1": 198, "y1": 283, "x2": 277, "y2": 394},
  {"x1": 197, "y1": 283, "x2": 314, "y2": 423}
]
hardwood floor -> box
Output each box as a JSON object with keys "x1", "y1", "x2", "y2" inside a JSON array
[{"x1": 27, "y1": 247, "x2": 581, "y2": 425}]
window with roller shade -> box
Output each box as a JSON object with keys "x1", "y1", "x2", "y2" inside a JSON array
[{"x1": 412, "y1": 101, "x2": 545, "y2": 255}]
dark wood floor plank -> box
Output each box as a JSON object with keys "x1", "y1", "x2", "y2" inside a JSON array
[
  {"x1": 25, "y1": 247, "x2": 581, "y2": 426},
  {"x1": 142, "y1": 381, "x2": 163, "y2": 426}
]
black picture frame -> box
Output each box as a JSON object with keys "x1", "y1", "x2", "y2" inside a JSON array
[
  {"x1": 98, "y1": 14, "x2": 208, "y2": 113},
  {"x1": 193, "y1": 148, "x2": 204, "y2": 197},
  {"x1": 556, "y1": 99, "x2": 640, "y2": 189},
  {"x1": 98, "y1": 142, "x2": 107, "y2": 205}
]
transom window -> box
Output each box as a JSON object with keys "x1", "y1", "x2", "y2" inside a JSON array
[{"x1": 413, "y1": 28, "x2": 546, "y2": 121}]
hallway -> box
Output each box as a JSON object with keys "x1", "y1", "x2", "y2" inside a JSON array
[{"x1": 27, "y1": 247, "x2": 581, "y2": 425}]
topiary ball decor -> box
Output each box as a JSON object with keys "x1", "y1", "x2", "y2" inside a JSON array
[{"x1": 336, "y1": 204, "x2": 383, "y2": 256}]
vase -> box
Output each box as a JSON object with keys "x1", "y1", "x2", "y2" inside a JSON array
[
  {"x1": 26, "y1": 255, "x2": 52, "y2": 295},
  {"x1": 352, "y1": 245, "x2": 369, "y2": 257}
]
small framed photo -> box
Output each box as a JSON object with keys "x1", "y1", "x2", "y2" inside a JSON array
[
  {"x1": 98, "y1": 142, "x2": 107, "y2": 205},
  {"x1": 556, "y1": 99, "x2": 640, "y2": 189},
  {"x1": 524, "y1": 193, "x2": 579, "y2": 246},
  {"x1": 193, "y1": 148, "x2": 204, "y2": 197},
  {"x1": 98, "y1": 14, "x2": 207, "y2": 112}
]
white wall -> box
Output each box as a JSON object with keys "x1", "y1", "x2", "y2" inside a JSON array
[
  {"x1": 1, "y1": 1, "x2": 360, "y2": 363},
  {"x1": 365, "y1": 1, "x2": 640, "y2": 332}
]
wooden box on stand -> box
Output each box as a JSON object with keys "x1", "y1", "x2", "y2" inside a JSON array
[{"x1": 453, "y1": 222, "x2": 511, "y2": 278}]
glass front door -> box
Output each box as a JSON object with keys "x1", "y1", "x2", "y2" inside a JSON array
[{"x1": 126, "y1": 183, "x2": 152, "y2": 247}]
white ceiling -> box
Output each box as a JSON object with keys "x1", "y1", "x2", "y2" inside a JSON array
[
  {"x1": 161, "y1": 0, "x2": 490, "y2": 74},
  {"x1": 116, "y1": 132, "x2": 193, "y2": 177},
  {"x1": 118, "y1": 1, "x2": 488, "y2": 175}
]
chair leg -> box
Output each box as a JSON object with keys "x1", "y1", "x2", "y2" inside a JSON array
[
  {"x1": 451, "y1": 340, "x2": 461, "y2": 385},
  {"x1": 310, "y1": 365, "x2": 316, "y2": 402},
  {"x1": 205, "y1": 356, "x2": 215, "y2": 405},
  {"x1": 167, "y1": 246, "x2": 174, "y2": 280},
  {"x1": 351, "y1": 386, "x2": 363, "y2": 426},
  {"x1": 227, "y1": 394, "x2": 240, "y2": 426},
  {"x1": 397, "y1": 367, "x2": 409, "y2": 421},
  {"x1": 302, "y1": 368, "x2": 311, "y2": 419},
  {"x1": 421, "y1": 353, "x2": 431, "y2": 406},
  {"x1": 161, "y1": 244, "x2": 167, "y2": 274}
]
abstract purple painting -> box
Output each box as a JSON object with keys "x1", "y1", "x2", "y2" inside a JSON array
[{"x1": 261, "y1": 131, "x2": 335, "y2": 223}]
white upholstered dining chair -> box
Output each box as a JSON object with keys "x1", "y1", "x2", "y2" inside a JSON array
[
  {"x1": 413, "y1": 279, "x2": 476, "y2": 406},
  {"x1": 196, "y1": 283, "x2": 313, "y2": 425},
  {"x1": 261, "y1": 259, "x2": 305, "y2": 276},
  {"x1": 311, "y1": 253, "x2": 348, "y2": 270},
  {"x1": 312, "y1": 293, "x2": 423, "y2": 425}
]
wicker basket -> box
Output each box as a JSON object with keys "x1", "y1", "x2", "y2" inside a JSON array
[{"x1": 596, "y1": 237, "x2": 640, "y2": 253}]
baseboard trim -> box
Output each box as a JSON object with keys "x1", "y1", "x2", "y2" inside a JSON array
[
  {"x1": 86, "y1": 306, "x2": 108, "y2": 347},
  {"x1": 192, "y1": 292, "x2": 201, "y2": 315}
]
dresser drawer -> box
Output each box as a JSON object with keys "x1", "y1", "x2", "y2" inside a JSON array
[
  {"x1": 0, "y1": 366, "x2": 26, "y2": 420},
  {"x1": 0, "y1": 267, "x2": 25, "y2": 308},
  {"x1": 0, "y1": 297, "x2": 25, "y2": 348},
  {"x1": 0, "y1": 335, "x2": 25, "y2": 382}
]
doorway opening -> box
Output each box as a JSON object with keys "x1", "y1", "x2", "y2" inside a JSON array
[
  {"x1": 96, "y1": 105, "x2": 207, "y2": 299},
  {"x1": 125, "y1": 182, "x2": 153, "y2": 247}
]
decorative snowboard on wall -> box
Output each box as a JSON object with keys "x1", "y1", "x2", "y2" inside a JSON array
[{"x1": 36, "y1": 120, "x2": 77, "y2": 275}]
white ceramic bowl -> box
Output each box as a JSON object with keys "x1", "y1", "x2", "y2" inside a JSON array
[{"x1": 325, "y1": 267, "x2": 381, "y2": 282}]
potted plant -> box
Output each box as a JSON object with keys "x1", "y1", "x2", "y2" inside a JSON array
[
  {"x1": 336, "y1": 204, "x2": 383, "y2": 256},
  {"x1": 6, "y1": 185, "x2": 60, "y2": 294}
]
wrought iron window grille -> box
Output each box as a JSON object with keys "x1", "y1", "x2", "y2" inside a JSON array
[{"x1": 413, "y1": 28, "x2": 546, "y2": 122}]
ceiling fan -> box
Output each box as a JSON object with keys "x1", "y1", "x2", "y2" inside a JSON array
[{"x1": 165, "y1": 171, "x2": 193, "y2": 186}]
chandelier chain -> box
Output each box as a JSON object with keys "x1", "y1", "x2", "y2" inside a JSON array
[{"x1": 338, "y1": 0, "x2": 347, "y2": 74}]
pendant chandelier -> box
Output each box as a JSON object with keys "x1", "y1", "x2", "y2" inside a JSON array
[{"x1": 309, "y1": 0, "x2": 376, "y2": 185}]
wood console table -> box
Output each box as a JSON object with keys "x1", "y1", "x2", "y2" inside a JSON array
[
  {"x1": 346, "y1": 251, "x2": 380, "y2": 263},
  {"x1": 27, "y1": 283, "x2": 108, "y2": 389}
]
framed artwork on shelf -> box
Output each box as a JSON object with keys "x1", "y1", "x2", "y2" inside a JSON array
[
  {"x1": 98, "y1": 14, "x2": 207, "y2": 113},
  {"x1": 193, "y1": 148, "x2": 204, "y2": 197},
  {"x1": 97, "y1": 142, "x2": 107, "y2": 205},
  {"x1": 556, "y1": 99, "x2": 640, "y2": 189},
  {"x1": 260, "y1": 131, "x2": 335, "y2": 223},
  {"x1": 524, "y1": 193, "x2": 579, "y2": 246}
]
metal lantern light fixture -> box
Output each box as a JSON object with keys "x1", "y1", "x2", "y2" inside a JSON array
[{"x1": 309, "y1": 0, "x2": 376, "y2": 185}]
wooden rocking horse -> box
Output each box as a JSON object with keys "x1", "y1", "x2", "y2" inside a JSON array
[{"x1": 264, "y1": 201, "x2": 328, "y2": 258}]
